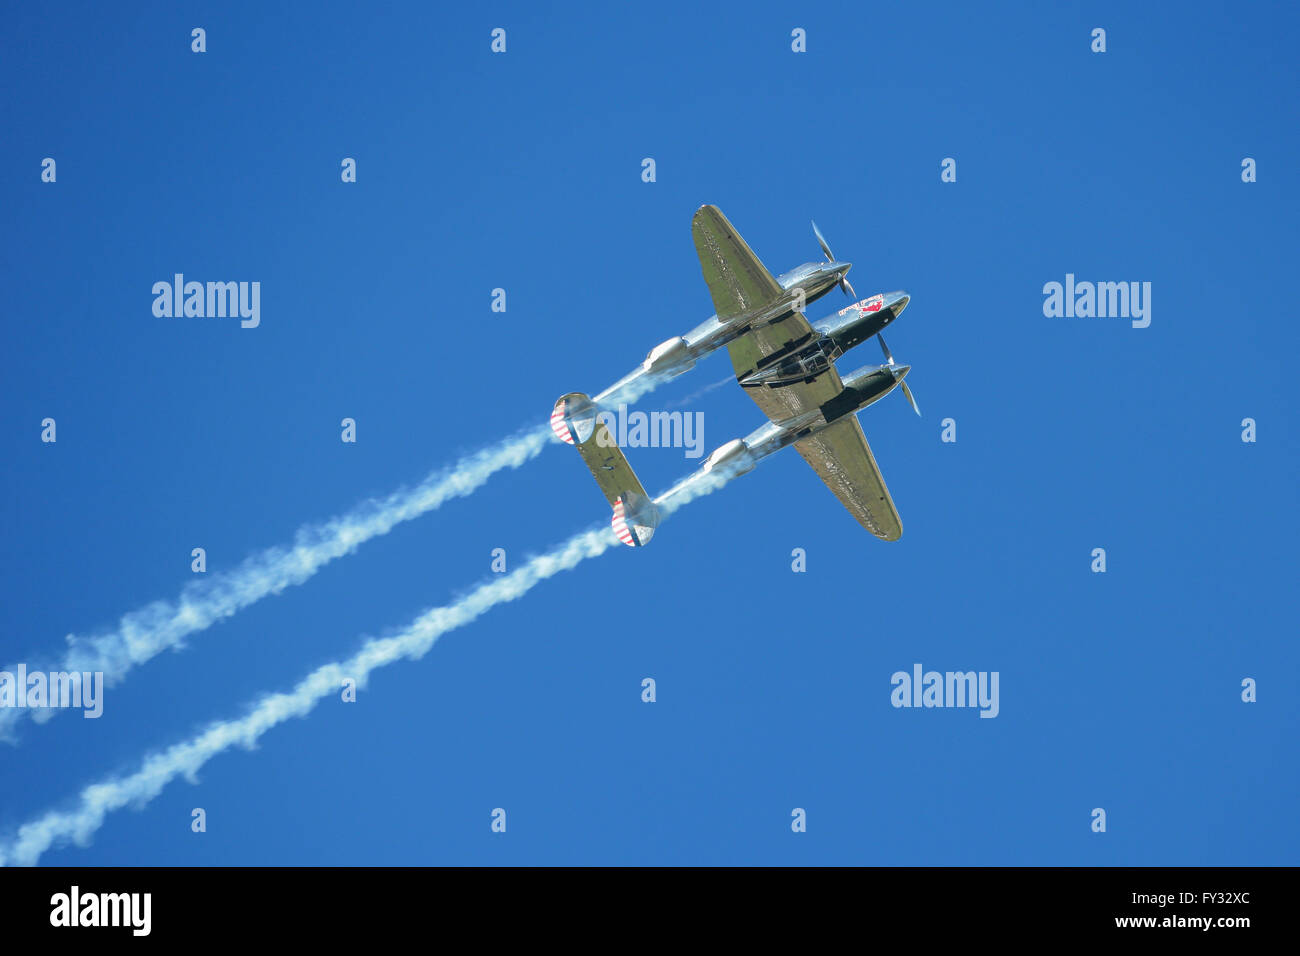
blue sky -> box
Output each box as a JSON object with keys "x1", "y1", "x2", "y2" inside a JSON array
[{"x1": 1, "y1": 0, "x2": 1296, "y2": 865}]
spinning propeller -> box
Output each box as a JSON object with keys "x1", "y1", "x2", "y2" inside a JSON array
[
  {"x1": 875, "y1": 332, "x2": 921, "y2": 417},
  {"x1": 811, "y1": 220, "x2": 858, "y2": 299}
]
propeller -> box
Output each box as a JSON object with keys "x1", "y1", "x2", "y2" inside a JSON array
[
  {"x1": 899, "y1": 379, "x2": 921, "y2": 417},
  {"x1": 811, "y1": 219, "x2": 835, "y2": 262},
  {"x1": 878, "y1": 332, "x2": 921, "y2": 416},
  {"x1": 811, "y1": 220, "x2": 857, "y2": 299}
]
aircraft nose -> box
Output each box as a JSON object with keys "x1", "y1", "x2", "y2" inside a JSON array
[
  {"x1": 886, "y1": 291, "x2": 910, "y2": 315},
  {"x1": 891, "y1": 364, "x2": 911, "y2": 381},
  {"x1": 829, "y1": 260, "x2": 852, "y2": 277}
]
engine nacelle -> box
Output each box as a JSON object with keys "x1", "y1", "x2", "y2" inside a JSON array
[
  {"x1": 821, "y1": 364, "x2": 900, "y2": 421},
  {"x1": 838, "y1": 363, "x2": 894, "y2": 393},
  {"x1": 702, "y1": 438, "x2": 755, "y2": 478},
  {"x1": 642, "y1": 337, "x2": 696, "y2": 376}
]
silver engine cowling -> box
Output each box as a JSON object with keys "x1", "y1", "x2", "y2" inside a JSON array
[
  {"x1": 837, "y1": 364, "x2": 901, "y2": 411},
  {"x1": 702, "y1": 438, "x2": 755, "y2": 478},
  {"x1": 642, "y1": 337, "x2": 696, "y2": 376}
]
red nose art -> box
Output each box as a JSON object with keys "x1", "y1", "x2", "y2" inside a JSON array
[
  {"x1": 611, "y1": 497, "x2": 637, "y2": 546},
  {"x1": 550, "y1": 403, "x2": 575, "y2": 445},
  {"x1": 837, "y1": 294, "x2": 884, "y2": 318}
]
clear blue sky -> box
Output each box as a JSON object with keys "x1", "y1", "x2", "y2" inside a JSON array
[{"x1": 1, "y1": 0, "x2": 1296, "y2": 865}]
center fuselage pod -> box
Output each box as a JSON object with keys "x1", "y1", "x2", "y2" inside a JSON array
[
  {"x1": 595, "y1": 262, "x2": 855, "y2": 406},
  {"x1": 811, "y1": 291, "x2": 910, "y2": 353},
  {"x1": 667, "y1": 291, "x2": 913, "y2": 398}
]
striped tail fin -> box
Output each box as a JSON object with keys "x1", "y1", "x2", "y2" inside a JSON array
[{"x1": 552, "y1": 393, "x2": 659, "y2": 547}]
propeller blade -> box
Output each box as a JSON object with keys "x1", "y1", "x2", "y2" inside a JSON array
[
  {"x1": 839, "y1": 275, "x2": 857, "y2": 300},
  {"x1": 877, "y1": 332, "x2": 895, "y2": 366},
  {"x1": 900, "y1": 380, "x2": 921, "y2": 417},
  {"x1": 811, "y1": 220, "x2": 834, "y2": 262}
]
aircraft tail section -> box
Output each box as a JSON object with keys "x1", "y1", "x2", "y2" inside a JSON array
[
  {"x1": 550, "y1": 392, "x2": 598, "y2": 446},
  {"x1": 551, "y1": 393, "x2": 659, "y2": 547}
]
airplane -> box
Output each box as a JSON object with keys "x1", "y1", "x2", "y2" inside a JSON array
[{"x1": 552, "y1": 204, "x2": 918, "y2": 547}]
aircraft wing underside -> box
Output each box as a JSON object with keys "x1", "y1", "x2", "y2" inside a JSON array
[
  {"x1": 793, "y1": 415, "x2": 903, "y2": 541},
  {"x1": 691, "y1": 204, "x2": 787, "y2": 323},
  {"x1": 739, "y1": 363, "x2": 845, "y2": 427}
]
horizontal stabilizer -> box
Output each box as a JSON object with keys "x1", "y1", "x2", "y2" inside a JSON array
[{"x1": 552, "y1": 392, "x2": 659, "y2": 547}]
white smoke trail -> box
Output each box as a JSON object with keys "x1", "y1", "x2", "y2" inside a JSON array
[
  {"x1": 0, "y1": 524, "x2": 614, "y2": 866},
  {"x1": 594, "y1": 367, "x2": 674, "y2": 407},
  {"x1": 0, "y1": 471, "x2": 730, "y2": 866},
  {"x1": 662, "y1": 374, "x2": 735, "y2": 411},
  {"x1": 0, "y1": 424, "x2": 552, "y2": 740},
  {"x1": 4, "y1": 362, "x2": 706, "y2": 742}
]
